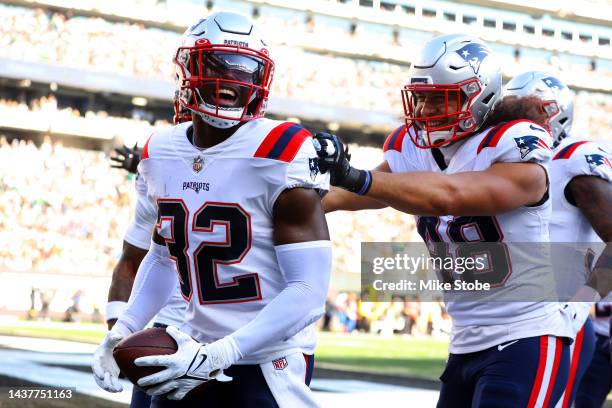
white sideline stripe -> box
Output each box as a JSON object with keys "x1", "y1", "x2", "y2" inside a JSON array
[
  {"x1": 535, "y1": 336, "x2": 557, "y2": 408},
  {"x1": 0, "y1": 334, "x2": 97, "y2": 354},
  {"x1": 0, "y1": 350, "x2": 133, "y2": 404}
]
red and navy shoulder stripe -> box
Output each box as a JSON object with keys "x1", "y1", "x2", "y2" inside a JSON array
[
  {"x1": 254, "y1": 122, "x2": 312, "y2": 162},
  {"x1": 477, "y1": 119, "x2": 540, "y2": 154},
  {"x1": 383, "y1": 125, "x2": 408, "y2": 153},
  {"x1": 552, "y1": 141, "x2": 588, "y2": 160}
]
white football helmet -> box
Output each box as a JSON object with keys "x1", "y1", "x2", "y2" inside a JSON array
[
  {"x1": 504, "y1": 71, "x2": 574, "y2": 147},
  {"x1": 174, "y1": 12, "x2": 274, "y2": 129},
  {"x1": 402, "y1": 34, "x2": 502, "y2": 148}
]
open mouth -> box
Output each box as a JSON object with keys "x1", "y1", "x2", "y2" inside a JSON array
[{"x1": 218, "y1": 86, "x2": 240, "y2": 107}]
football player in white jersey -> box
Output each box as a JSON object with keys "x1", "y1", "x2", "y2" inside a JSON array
[
  {"x1": 92, "y1": 12, "x2": 331, "y2": 407},
  {"x1": 504, "y1": 71, "x2": 612, "y2": 408},
  {"x1": 316, "y1": 34, "x2": 574, "y2": 407}
]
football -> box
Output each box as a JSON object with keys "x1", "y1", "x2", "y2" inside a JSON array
[{"x1": 112, "y1": 327, "x2": 177, "y2": 388}]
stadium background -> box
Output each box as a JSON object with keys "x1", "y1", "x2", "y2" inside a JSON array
[{"x1": 0, "y1": 0, "x2": 611, "y2": 406}]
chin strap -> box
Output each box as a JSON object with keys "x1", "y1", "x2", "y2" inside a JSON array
[{"x1": 192, "y1": 108, "x2": 240, "y2": 129}]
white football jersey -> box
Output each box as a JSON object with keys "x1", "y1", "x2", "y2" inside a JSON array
[
  {"x1": 124, "y1": 173, "x2": 187, "y2": 327},
  {"x1": 549, "y1": 137, "x2": 611, "y2": 300},
  {"x1": 138, "y1": 119, "x2": 329, "y2": 364},
  {"x1": 384, "y1": 119, "x2": 573, "y2": 354}
]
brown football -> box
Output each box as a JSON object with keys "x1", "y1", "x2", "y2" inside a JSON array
[{"x1": 112, "y1": 327, "x2": 177, "y2": 388}]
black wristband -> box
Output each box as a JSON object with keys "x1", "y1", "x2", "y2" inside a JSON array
[{"x1": 342, "y1": 168, "x2": 372, "y2": 195}]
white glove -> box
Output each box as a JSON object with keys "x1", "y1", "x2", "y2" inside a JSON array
[
  {"x1": 92, "y1": 323, "x2": 132, "y2": 392},
  {"x1": 135, "y1": 326, "x2": 240, "y2": 400}
]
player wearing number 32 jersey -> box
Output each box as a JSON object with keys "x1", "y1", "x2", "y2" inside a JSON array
[{"x1": 92, "y1": 12, "x2": 331, "y2": 408}]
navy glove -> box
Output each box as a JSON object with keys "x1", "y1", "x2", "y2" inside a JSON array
[
  {"x1": 111, "y1": 144, "x2": 141, "y2": 174},
  {"x1": 313, "y1": 132, "x2": 372, "y2": 195}
]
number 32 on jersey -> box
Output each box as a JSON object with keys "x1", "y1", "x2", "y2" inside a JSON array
[{"x1": 156, "y1": 199, "x2": 261, "y2": 304}]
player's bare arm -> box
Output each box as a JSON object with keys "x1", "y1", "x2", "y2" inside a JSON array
[
  {"x1": 569, "y1": 176, "x2": 612, "y2": 243},
  {"x1": 106, "y1": 241, "x2": 147, "y2": 329},
  {"x1": 317, "y1": 132, "x2": 547, "y2": 216},
  {"x1": 322, "y1": 161, "x2": 389, "y2": 213},
  {"x1": 569, "y1": 175, "x2": 612, "y2": 297},
  {"x1": 273, "y1": 187, "x2": 329, "y2": 243},
  {"x1": 367, "y1": 161, "x2": 547, "y2": 216}
]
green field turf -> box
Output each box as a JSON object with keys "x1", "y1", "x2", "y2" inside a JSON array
[
  {"x1": 0, "y1": 321, "x2": 448, "y2": 381},
  {"x1": 315, "y1": 332, "x2": 448, "y2": 380}
]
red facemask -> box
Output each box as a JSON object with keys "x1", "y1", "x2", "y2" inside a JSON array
[
  {"x1": 401, "y1": 78, "x2": 481, "y2": 148},
  {"x1": 174, "y1": 41, "x2": 274, "y2": 123}
]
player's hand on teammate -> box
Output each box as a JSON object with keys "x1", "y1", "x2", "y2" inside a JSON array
[
  {"x1": 92, "y1": 325, "x2": 131, "y2": 393},
  {"x1": 111, "y1": 143, "x2": 141, "y2": 174},
  {"x1": 135, "y1": 326, "x2": 233, "y2": 400},
  {"x1": 314, "y1": 132, "x2": 373, "y2": 195}
]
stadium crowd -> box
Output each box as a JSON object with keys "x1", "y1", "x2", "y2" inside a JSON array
[
  {"x1": 0, "y1": 137, "x2": 132, "y2": 275},
  {"x1": 1, "y1": 5, "x2": 611, "y2": 114},
  {"x1": 0, "y1": 96, "x2": 166, "y2": 143}
]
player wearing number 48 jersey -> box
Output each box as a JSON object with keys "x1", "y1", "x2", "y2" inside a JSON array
[
  {"x1": 318, "y1": 34, "x2": 574, "y2": 407},
  {"x1": 92, "y1": 12, "x2": 331, "y2": 408}
]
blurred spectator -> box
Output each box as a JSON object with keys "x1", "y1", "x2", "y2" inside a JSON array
[
  {"x1": 40, "y1": 288, "x2": 56, "y2": 320},
  {"x1": 63, "y1": 289, "x2": 82, "y2": 322}
]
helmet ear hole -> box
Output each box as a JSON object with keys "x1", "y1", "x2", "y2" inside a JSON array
[{"x1": 481, "y1": 92, "x2": 495, "y2": 106}]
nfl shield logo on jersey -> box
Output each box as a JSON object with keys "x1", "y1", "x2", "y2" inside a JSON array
[
  {"x1": 192, "y1": 156, "x2": 204, "y2": 173},
  {"x1": 272, "y1": 357, "x2": 288, "y2": 370}
]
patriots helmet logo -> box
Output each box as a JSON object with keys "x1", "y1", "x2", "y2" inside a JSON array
[
  {"x1": 542, "y1": 76, "x2": 565, "y2": 91},
  {"x1": 514, "y1": 136, "x2": 550, "y2": 159},
  {"x1": 585, "y1": 154, "x2": 612, "y2": 170},
  {"x1": 455, "y1": 43, "x2": 491, "y2": 75}
]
